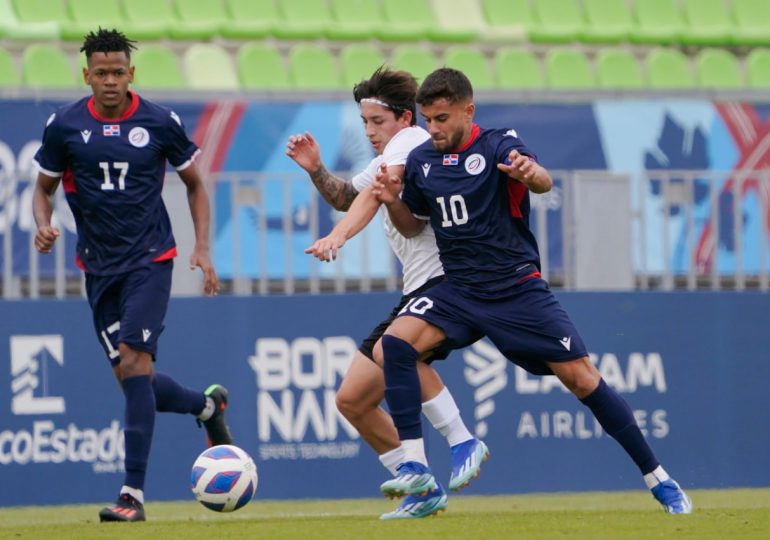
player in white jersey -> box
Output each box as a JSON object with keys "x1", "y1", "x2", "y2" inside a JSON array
[{"x1": 287, "y1": 68, "x2": 488, "y2": 519}]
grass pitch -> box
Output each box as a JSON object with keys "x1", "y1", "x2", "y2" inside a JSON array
[{"x1": 1, "y1": 489, "x2": 768, "y2": 540}]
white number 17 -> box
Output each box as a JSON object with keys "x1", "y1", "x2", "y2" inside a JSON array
[{"x1": 99, "y1": 161, "x2": 129, "y2": 190}]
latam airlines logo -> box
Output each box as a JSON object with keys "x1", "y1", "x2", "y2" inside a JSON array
[
  {"x1": 10, "y1": 335, "x2": 65, "y2": 415},
  {"x1": 462, "y1": 340, "x2": 508, "y2": 438}
]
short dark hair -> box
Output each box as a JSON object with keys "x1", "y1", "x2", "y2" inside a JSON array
[
  {"x1": 80, "y1": 28, "x2": 137, "y2": 60},
  {"x1": 353, "y1": 66, "x2": 418, "y2": 126},
  {"x1": 416, "y1": 68, "x2": 473, "y2": 106}
]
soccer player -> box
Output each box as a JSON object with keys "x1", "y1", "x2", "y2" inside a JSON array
[
  {"x1": 31, "y1": 29, "x2": 233, "y2": 523},
  {"x1": 371, "y1": 67, "x2": 692, "y2": 515},
  {"x1": 287, "y1": 67, "x2": 488, "y2": 519}
]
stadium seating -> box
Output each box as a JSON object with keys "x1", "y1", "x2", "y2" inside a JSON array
[
  {"x1": 0, "y1": 46, "x2": 20, "y2": 86},
  {"x1": 389, "y1": 45, "x2": 438, "y2": 84},
  {"x1": 288, "y1": 43, "x2": 341, "y2": 90},
  {"x1": 22, "y1": 44, "x2": 78, "y2": 88},
  {"x1": 545, "y1": 49, "x2": 595, "y2": 89},
  {"x1": 132, "y1": 44, "x2": 185, "y2": 89},
  {"x1": 681, "y1": 0, "x2": 733, "y2": 46},
  {"x1": 630, "y1": 0, "x2": 684, "y2": 45},
  {"x1": 479, "y1": 0, "x2": 529, "y2": 42},
  {"x1": 68, "y1": 0, "x2": 164, "y2": 42},
  {"x1": 340, "y1": 43, "x2": 386, "y2": 88},
  {"x1": 173, "y1": 0, "x2": 227, "y2": 40},
  {"x1": 494, "y1": 47, "x2": 544, "y2": 89},
  {"x1": 746, "y1": 48, "x2": 770, "y2": 88},
  {"x1": 581, "y1": 0, "x2": 634, "y2": 44},
  {"x1": 430, "y1": 0, "x2": 486, "y2": 43},
  {"x1": 329, "y1": 0, "x2": 380, "y2": 41},
  {"x1": 238, "y1": 42, "x2": 291, "y2": 90},
  {"x1": 381, "y1": 0, "x2": 475, "y2": 42},
  {"x1": 731, "y1": 0, "x2": 770, "y2": 46},
  {"x1": 595, "y1": 48, "x2": 645, "y2": 88},
  {"x1": 221, "y1": 0, "x2": 276, "y2": 40},
  {"x1": 0, "y1": 0, "x2": 58, "y2": 40},
  {"x1": 444, "y1": 46, "x2": 495, "y2": 90},
  {"x1": 274, "y1": 0, "x2": 333, "y2": 40},
  {"x1": 530, "y1": 0, "x2": 584, "y2": 43},
  {"x1": 183, "y1": 43, "x2": 239, "y2": 90},
  {"x1": 695, "y1": 48, "x2": 743, "y2": 88},
  {"x1": 645, "y1": 48, "x2": 695, "y2": 89}
]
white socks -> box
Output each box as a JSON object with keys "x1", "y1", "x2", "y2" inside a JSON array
[
  {"x1": 422, "y1": 387, "x2": 474, "y2": 447},
  {"x1": 643, "y1": 465, "x2": 670, "y2": 489},
  {"x1": 401, "y1": 438, "x2": 428, "y2": 466},
  {"x1": 379, "y1": 446, "x2": 406, "y2": 476},
  {"x1": 120, "y1": 485, "x2": 144, "y2": 504},
  {"x1": 197, "y1": 396, "x2": 215, "y2": 421}
]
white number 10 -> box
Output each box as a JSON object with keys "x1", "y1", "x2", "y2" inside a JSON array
[
  {"x1": 436, "y1": 195, "x2": 469, "y2": 227},
  {"x1": 99, "y1": 161, "x2": 129, "y2": 190}
]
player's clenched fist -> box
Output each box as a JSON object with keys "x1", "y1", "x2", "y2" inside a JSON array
[{"x1": 34, "y1": 225, "x2": 60, "y2": 253}]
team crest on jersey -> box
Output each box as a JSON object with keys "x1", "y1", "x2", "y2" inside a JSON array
[
  {"x1": 103, "y1": 124, "x2": 120, "y2": 137},
  {"x1": 442, "y1": 154, "x2": 459, "y2": 166},
  {"x1": 464, "y1": 153, "x2": 486, "y2": 175},
  {"x1": 128, "y1": 127, "x2": 150, "y2": 148}
]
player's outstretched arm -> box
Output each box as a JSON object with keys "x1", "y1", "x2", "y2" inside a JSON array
[
  {"x1": 178, "y1": 164, "x2": 220, "y2": 296},
  {"x1": 304, "y1": 184, "x2": 381, "y2": 262},
  {"x1": 497, "y1": 149, "x2": 553, "y2": 194},
  {"x1": 372, "y1": 164, "x2": 425, "y2": 238},
  {"x1": 286, "y1": 131, "x2": 358, "y2": 211},
  {"x1": 32, "y1": 172, "x2": 61, "y2": 254}
]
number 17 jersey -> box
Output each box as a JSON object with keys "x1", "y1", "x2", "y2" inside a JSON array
[{"x1": 34, "y1": 92, "x2": 200, "y2": 276}]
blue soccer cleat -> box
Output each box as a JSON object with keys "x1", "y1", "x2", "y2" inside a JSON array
[
  {"x1": 380, "y1": 483, "x2": 448, "y2": 520},
  {"x1": 380, "y1": 461, "x2": 438, "y2": 498},
  {"x1": 651, "y1": 479, "x2": 693, "y2": 514},
  {"x1": 448, "y1": 438, "x2": 490, "y2": 491}
]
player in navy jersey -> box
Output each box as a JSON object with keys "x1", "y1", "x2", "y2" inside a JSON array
[
  {"x1": 32, "y1": 29, "x2": 233, "y2": 522},
  {"x1": 371, "y1": 68, "x2": 692, "y2": 515}
]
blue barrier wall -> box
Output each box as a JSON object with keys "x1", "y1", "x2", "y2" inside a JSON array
[{"x1": 1, "y1": 291, "x2": 769, "y2": 506}]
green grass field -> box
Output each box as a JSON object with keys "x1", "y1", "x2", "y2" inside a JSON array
[{"x1": 2, "y1": 489, "x2": 768, "y2": 540}]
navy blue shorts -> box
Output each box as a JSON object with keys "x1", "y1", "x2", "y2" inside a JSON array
[
  {"x1": 85, "y1": 260, "x2": 173, "y2": 366},
  {"x1": 396, "y1": 276, "x2": 588, "y2": 376}
]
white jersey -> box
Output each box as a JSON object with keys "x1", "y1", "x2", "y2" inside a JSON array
[{"x1": 352, "y1": 126, "x2": 443, "y2": 294}]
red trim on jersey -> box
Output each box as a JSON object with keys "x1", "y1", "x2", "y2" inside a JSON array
[
  {"x1": 61, "y1": 167, "x2": 76, "y2": 193},
  {"x1": 152, "y1": 247, "x2": 177, "y2": 262},
  {"x1": 454, "y1": 124, "x2": 481, "y2": 153},
  {"x1": 87, "y1": 91, "x2": 140, "y2": 122},
  {"x1": 507, "y1": 180, "x2": 527, "y2": 218},
  {"x1": 516, "y1": 271, "x2": 541, "y2": 283},
  {"x1": 75, "y1": 255, "x2": 85, "y2": 271}
]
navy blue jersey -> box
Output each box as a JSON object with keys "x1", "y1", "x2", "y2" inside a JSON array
[
  {"x1": 402, "y1": 125, "x2": 540, "y2": 297},
  {"x1": 34, "y1": 92, "x2": 199, "y2": 275}
]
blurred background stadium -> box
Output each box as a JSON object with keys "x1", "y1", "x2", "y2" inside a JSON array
[{"x1": 0, "y1": 0, "x2": 769, "y2": 514}]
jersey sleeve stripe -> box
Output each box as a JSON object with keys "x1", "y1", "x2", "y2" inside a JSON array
[
  {"x1": 34, "y1": 161, "x2": 63, "y2": 178},
  {"x1": 175, "y1": 148, "x2": 202, "y2": 171}
]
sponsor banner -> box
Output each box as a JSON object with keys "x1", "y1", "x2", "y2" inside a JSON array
[{"x1": 1, "y1": 292, "x2": 769, "y2": 506}]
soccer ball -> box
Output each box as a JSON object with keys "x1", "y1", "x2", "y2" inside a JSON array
[{"x1": 190, "y1": 445, "x2": 258, "y2": 512}]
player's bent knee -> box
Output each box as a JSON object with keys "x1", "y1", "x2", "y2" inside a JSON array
[{"x1": 117, "y1": 344, "x2": 153, "y2": 378}]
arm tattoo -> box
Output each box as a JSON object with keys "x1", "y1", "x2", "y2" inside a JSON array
[{"x1": 310, "y1": 164, "x2": 358, "y2": 211}]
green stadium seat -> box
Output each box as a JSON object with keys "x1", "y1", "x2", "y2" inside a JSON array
[
  {"x1": 67, "y1": 0, "x2": 166, "y2": 41},
  {"x1": 121, "y1": 0, "x2": 197, "y2": 40},
  {"x1": 381, "y1": 0, "x2": 474, "y2": 42},
  {"x1": 430, "y1": 0, "x2": 485, "y2": 43},
  {"x1": 287, "y1": 43, "x2": 342, "y2": 90},
  {"x1": 222, "y1": 0, "x2": 276, "y2": 39},
  {"x1": 172, "y1": 0, "x2": 226, "y2": 40},
  {"x1": 731, "y1": 0, "x2": 770, "y2": 46},
  {"x1": 645, "y1": 48, "x2": 695, "y2": 89},
  {"x1": 183, "y1": 44, "x2": 239, "y2": 90},
  {"x1": 581, "y1": 0, "x2": 634, "y2": 44},
  {"x1": 530, "y1": 0, "x2": 584, "y2": 43},
  {"x1": 681, "y1": 0, "x2": 732, "y2": 46},
  {"x1": 0, "y1": 46, "x2": 20, "y2": 86},
  {"x1": 11, "y1": 0, "x2": 75, "y2": 38},
  {"x1": 339, "y1": 44, "x2": 386, "y2": 88},
  {"x1": 389, "y1": 45, "x2": 438, "y2": 83},
  {"x1": 695, "y1": 49, "x2": 743, "y2": 88},
  {"x1": 327, "y1": 0, "x2": 379, "y2": 40},
  {"x1": 480, "y1": 0, "x2": 529, "y2": 43},
  {"x1": 595, "y1": 49, "x2": 644, "y2": 88},
  {"x1": 237, "y1": 42, "x2": 291, "y2": 90},
  {"x1": 0, "y1": 0, "x2": 58, "y2": 40},
  {"x1": 631, "y1": 0, "x2": 685, "y2": 45},
  {"x1": 444, "y1": 46, "x2": 494, "y2": 90},
  {"x1": 131, "y1": 44, "x2": 184, "y2": 89},
  {"x1": 494, "y1": 47, "x2": 544, "y2": 89},
  {"x1": 22, "y1": 44, "x2": 78, "y2": 88},
  {"x1": 544, "y1": 49, "x2": 595, "y2": 88},
  {"x1": 273, "y1": 0, "x2": 331, "y2": 40},
  {"x1": 746, "y1": 48, "x2": 770, "y2": 87}
]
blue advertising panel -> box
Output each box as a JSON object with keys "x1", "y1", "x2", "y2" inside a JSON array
[{"x1": 1, "y1": 292, "x2": 768, "y2": 506}]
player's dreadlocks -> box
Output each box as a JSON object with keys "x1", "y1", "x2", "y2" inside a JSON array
[
  {"x1": 80, "y1": 28, "x2": 137, "y2": 60},
  {"x1": 353, "y1": 66, "x2": 418, "y2": 126}
]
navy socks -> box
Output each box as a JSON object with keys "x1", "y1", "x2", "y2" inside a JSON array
[
  {"x1": 122, "y1": 375, "x2": 156, "y2": 490},
  {"x1": 382, "y1": 335, "x2": 422, "y2": 440},
  {"x1": 152, "y1": 372, "x2": 206, "y2": 415},
  {"x1": 580, "y1": 378, "x2": 660, "y2": 475}
]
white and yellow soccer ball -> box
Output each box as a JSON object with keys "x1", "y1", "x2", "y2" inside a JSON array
[{"x1": 191, "y1": 445, "x2": 258, "y2": 512}]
